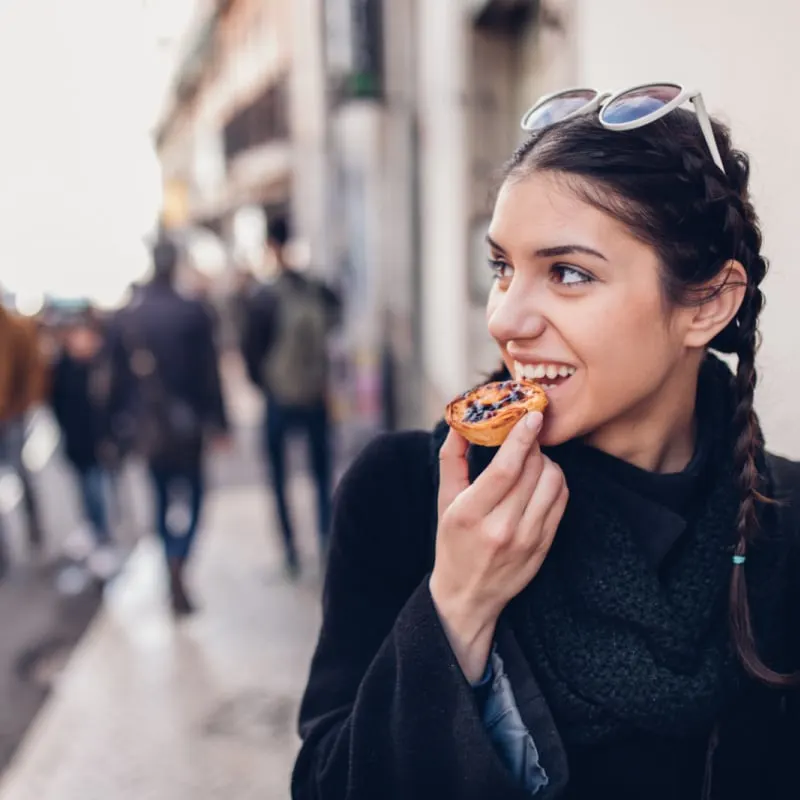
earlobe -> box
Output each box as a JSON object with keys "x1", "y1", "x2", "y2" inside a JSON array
[{"x1": 684, "y1": 260, "x2": 748, "y2": 348}]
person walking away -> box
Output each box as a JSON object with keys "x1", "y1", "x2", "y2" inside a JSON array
[
  {"x1": 0, "y1": 306, "x2": 46, "y2": 560},
  {"x1": 108, "y1": 237, "x2": 229, "y2": 615},
  {"x1": 50, "y1": 308, "x2": 120, "y2": 580},
  {"x1": 241, "y1": 217, "x2": 341, "y2": 577}
]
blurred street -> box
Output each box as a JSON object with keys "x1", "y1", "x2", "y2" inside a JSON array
[{"x1": 0, "y1": 359, "x2": 324, "y2": 796}]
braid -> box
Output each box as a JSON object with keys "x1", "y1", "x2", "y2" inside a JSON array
[
  {"x1": 703, "y1": 162, "x2": 798, "y2": 685},
  {"x1": 722, "y1": 193, "x2": 797, "y2": 684}
]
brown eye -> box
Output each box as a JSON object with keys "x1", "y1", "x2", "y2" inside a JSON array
[
  {"x1": 552, "y1": 263, "x2": 593, "y2": 286},
  {"x1": 488, "y1": 259, "x2": 514, "y2": 281}
]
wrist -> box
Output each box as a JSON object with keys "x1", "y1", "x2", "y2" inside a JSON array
[
  {"x1": 429, "y1": 576, "x2": 498, "y2": 683},
  {"x1": 428, "y1": 573, "x2": 497, "y2": 635}
]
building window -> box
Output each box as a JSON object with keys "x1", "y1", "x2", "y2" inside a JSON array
[{"x1": 222, "y1": 74, "x2": 289, "y2": 161}]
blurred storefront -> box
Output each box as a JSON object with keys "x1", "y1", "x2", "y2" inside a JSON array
[
  {"x1": 156, "y1": 0, "x2": 294, "y2": 259},
  {"x1": 155, "y1": 0, "x2": 406, "y2": 452}
]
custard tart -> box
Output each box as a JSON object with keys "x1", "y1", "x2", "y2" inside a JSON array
[{"x1": 446, "y1": 379, "x2": 548, "y2": 447}]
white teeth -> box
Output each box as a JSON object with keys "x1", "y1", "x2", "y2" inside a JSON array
[
  {"x1": 541, "y1": 383, "x2": 557, "y2": 390},
  {"x1": 513, "y1": 362, "x2": 576, "y2": 381}
]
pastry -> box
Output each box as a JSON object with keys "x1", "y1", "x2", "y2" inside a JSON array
[{"x1": 446, "y1": 379, "x2": 548, "y2": 447}]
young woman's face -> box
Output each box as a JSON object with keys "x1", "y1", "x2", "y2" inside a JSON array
[{"x1": 486, "y1": 172, "x2": 695, "y2": 448}]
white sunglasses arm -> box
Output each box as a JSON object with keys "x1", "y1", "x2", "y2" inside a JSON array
[{"x1": 691, "y1": 94, "x2": 726, "y2": 174}]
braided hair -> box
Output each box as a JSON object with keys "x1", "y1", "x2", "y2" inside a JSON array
[{"x1": 503, "y1": 108, "x2": 793, "y2": 686}]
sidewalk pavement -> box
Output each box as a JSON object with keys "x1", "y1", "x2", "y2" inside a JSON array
[
  {"x1": 0, "y1": 412, "x2": 152, "y2": 774},
  {"x1": 0, "y1": 470, "x2": 325, "y2": 800}
]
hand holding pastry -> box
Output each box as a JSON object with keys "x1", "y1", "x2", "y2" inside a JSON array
[{"x1": 430, "y1": 410, "x2": 567, "y2": 682}]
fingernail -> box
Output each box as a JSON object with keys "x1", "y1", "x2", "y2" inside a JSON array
[{"x1": 525, "y1": 411, "x2": 543, "y2": 433}]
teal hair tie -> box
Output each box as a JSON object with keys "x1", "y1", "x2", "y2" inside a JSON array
[{"x1": 732, "y1": 554, "x2": 746, "y2": 566}]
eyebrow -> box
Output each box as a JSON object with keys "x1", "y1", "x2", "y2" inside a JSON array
[{"x1": 486, "y1": 234, "x2": 608, "y2": 262}]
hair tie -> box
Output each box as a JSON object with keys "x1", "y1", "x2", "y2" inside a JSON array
[{"x1": 732, "y1": 554, "x2": 746, "y2": 565}]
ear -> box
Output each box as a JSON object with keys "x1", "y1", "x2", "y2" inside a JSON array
[{"x1": 683, "y1": 260, "x2": 748, "y2": 348}]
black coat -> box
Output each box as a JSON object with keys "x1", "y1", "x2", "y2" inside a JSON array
[
  {"x1": 292, "y1": 432, "x2": 800, "y2": 800},
  {"x1": 50, "y1": 351, "x2": 109, "y2": 470},
  {"x1": 107, "y1": 282, "x2": 228, "y2": 441}
]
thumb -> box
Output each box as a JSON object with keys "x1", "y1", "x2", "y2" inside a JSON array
[{"x1": 438, "y1": 427, "x2": 470, "y2": 516}]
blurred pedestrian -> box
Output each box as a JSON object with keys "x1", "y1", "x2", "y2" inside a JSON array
[
  {"x1": 108, "y1": 236, "x2": 229, "y2": 615},
  {"x1": 241, "y1": 217, "x2": 341, "y2": 577},
  {"x1": 0, "y1": 305, "x2": 46, "y2": 559},
  {"x1": 50, "y1": 307, "x2": 120, "y2": 580}
]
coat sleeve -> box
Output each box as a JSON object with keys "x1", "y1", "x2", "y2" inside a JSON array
[
  {"x1": 193, "y1": 303, "x2": 228, "y2": 433},
  {"x1": 240, "y1": 288, "x2": 278, "y2": 388},
  {"x1": 767, "y1": 454, "x2": 800, "y2": 730},
  {"x1": 292, "y1": 432, "x2": 535, "y2": 800}
]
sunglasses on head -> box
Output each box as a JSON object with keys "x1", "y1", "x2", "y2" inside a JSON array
[{"x1": 520, "y1": 83, "x2": 725, "y2": 174}]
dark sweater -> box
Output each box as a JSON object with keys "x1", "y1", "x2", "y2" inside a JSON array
[
  {"x1": 293, "y1": 432, "x2": 800, "y2": 800},
  {"x1": 50, "y1": 352, "x2": 109, "y2": 470}
]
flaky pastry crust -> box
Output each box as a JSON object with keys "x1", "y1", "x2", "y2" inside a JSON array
[{"x1": 445, "y1": 379, "x2": 548, "y2": 447}]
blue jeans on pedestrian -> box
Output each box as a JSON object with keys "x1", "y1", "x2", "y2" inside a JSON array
[
  {"x1": 77, "y1": 465, "x2": 111, "y2": 544},
  {"x1": 263, "y1": 400, "x2": 331, "y2": 564},
  {"x1": 149, "y1": 465, "x2": 204, "y2": 562}
]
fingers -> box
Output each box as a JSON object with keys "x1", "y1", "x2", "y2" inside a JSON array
[
  {"x1": 490, "y1": 443, "x2": 544, "y2": 532},
  {"x1": 518, "y1": 456, "x2": 567, "y2": 542},
  {"x1": 455, "y1": 412, "x2": 544, "y2": 520},
  {"x1": 540, "y1": 482, "x2": 569, "y2": 543},
  {"x1": 438, "y1": 428, "x2": 470, "y2": 516}
]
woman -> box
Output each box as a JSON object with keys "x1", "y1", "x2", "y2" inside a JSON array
[{"x1": 292, "y1": 86, "x2": 800, "y2": 799}]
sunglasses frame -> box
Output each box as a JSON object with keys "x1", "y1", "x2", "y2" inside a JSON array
[{"x1": 520, "y1": 82, "x2": 726, "y2": 174}]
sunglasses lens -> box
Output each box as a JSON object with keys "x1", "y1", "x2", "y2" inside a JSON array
[
  {"x1": 600, "y1": 84, "x2": 681, "y2": 125},
  {"x1": 522, "y1": 89, "x2": 598, "y2": 131}
]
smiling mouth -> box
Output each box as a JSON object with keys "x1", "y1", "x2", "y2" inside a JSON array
[{"x1": 514, "y1": 360, "x2": 576, "y2": 391}]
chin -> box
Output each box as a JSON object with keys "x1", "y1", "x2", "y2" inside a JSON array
[{"x1": 538, "y1": 413, "x2": 581, "y2": 448}]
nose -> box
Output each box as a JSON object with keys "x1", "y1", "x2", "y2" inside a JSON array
[{"x1": 487, "y1": 280, "x2": 547, "y2": 344}]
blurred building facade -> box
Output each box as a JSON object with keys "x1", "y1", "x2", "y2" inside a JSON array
[{"x1": 156, "y1": 0, "x2": 800, "y2": 453}]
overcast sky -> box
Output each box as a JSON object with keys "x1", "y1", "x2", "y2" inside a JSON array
[{"x1": 0, "y1": 0, "x2": 194, "y2": 308}]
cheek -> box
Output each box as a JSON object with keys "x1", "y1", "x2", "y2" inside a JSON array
[
  {"x1": 542, "y1": 296, "x2": 681, "y2": 442},
  {"x1": 585, "y1": 296, "x2": 674, "y2": 368},
  {"x1": 485, "y1": 286, "x2": 501, "y2": 326}
]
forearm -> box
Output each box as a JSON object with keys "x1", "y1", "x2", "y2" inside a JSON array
[{"x1": 429, "y1": 579, "x2": 497, "y2": 684}]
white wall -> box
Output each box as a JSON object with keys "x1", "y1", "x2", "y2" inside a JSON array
[
  {"x1": 379, "y1": 0, "x2": 425, "y2": 427},
  {"x1": 289, "y1": 0, "x2": 329, "y2": 269},
  {"x1": 416, "y1": 0, "x2": 471, "y2": 417},
  {"x1": 574, "y1": 0, "x2": 800, "y2": 456}
]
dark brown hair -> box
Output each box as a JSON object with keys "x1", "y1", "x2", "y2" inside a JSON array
[{"x1": 503, "y1": 109, "x2": 793, "y2": 686}]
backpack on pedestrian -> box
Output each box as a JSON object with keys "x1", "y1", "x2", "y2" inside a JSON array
[{"x1": 261, "y1": 276, "x2": 331, "y2": 408}]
